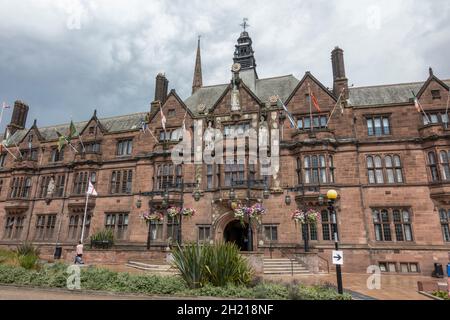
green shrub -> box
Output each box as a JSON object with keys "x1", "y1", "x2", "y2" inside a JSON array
[
  {"x1": 15, "y1": 243, "x2": 40, "y2": 257},
  {"x1": 172, "y1": 242, "x2": 253, "y2": 288},
  {"x1": 297, "y1": 285, "x2": 352, "y2": 300},
  {"x1": 90, "y1": 229, "x2": 115, "y2": 247},
  {"x1": 17, "y1": 254, "x2": 39, "y2": 270},
  {"x1": 0, "y1": 249, "x2": 16, "y2": 265},
  {"x1": 0, "y1": 263, "x2": 352, "y2": 300},
  {"x1": 253, "y1": 283, "x2": 289, "y2": 300},
  {"x1": 203, "y1": 242, "x2": 253, "y2": 287},
  {"x1": 182, "y1": 284, "x2": 255, "y2": 298},
  {"x1": 432, "y1": 291, "x2": 450, "y2": 300},
  {"x1": 171, "y1": 243, "x2": 206, "y2": 289}
]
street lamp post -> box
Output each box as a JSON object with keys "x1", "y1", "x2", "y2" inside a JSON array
[
  {"x1": 327, "y1": 189, "x2": 343, "y2": 295},
  {"x1": 146, "y1": 192, "x2": 154, "y2": 250},
  {"x1": 246, "y1": 176, "x2": 252, "y2": 252}
]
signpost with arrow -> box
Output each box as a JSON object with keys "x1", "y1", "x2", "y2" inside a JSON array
[
  {"x1": 332, "y1": 250, "x2": 344, "y2": 265},
  {"x1": 327, "y1": 190, "x2": 344, "y2": 295}
]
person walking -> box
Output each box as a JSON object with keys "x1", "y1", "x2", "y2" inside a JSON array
[{"x1": 75, "y1": 241, "x2": 84, "y2": 265}]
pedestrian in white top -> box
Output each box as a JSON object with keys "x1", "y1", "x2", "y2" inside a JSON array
[{"x1": 75, "y1": 241, "x2": 84, "y2": 264}]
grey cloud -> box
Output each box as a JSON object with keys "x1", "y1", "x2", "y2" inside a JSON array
[{"x1": 0, "y1": 0, "x2": 449, "y2": 133}]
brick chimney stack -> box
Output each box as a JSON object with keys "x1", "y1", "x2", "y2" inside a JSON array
[
  {"x1": 331, "y1": 47, "x2": 349, "y2": 99},
  {"x1": 154, "y1": 73, "x2": 169, "y2": 105},
  {"x1": 7, "y1": 100, "x2": 29, "y2": 135}
]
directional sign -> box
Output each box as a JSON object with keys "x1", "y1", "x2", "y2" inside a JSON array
[{"x1": 332, "y1": 250, "x2": 344, "y2": 265}]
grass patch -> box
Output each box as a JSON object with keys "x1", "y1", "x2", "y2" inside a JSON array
[
  {"x1": 432, "y1": 291, "x2": 450, "y2": 300},
  {"x1": 0, "y1": 263, "x2": 352, "y2": 300}
]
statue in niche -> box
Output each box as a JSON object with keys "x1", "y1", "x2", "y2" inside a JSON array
[
  {"x1": 204, "y1": 121, "x2": 215, "y2": 150},
  {"x1": 259, "y1": 116, "x2": 269, "y2": 149},
  {"x1": 272, "y1": 163, "x2": 282, "y2": 191},
  {"x1": 231, "y1": 64, "x2": 241, "y2": 111},
  {"x1": 45, "y1": 177, "x2": 56, "y2": 205},
  {"x1": 47, "y1": 177, "x2": 56, "y2": 198}
]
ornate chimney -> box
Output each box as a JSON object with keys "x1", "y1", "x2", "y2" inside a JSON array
[
  {"x1": 154, "y1": 73, "x2": 169, "y2": 105},
  {"x1": 331, "y1": 47, "x2": 349, "y2": 99},
  {"x1": 7, "y1": 100, "x2": 29, "y2": 135}
]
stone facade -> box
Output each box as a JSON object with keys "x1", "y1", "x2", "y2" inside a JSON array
[{"x1": 0, "y1": 30, "x2": 449, "y2": 276}]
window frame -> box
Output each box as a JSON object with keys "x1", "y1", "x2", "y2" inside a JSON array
[
  {"x1": 104, "y1": 213, "x2": 129, "y2": 241},
  {"x1": 439, "y1": 209, "x2": 450, "y2": 242},
  {"x1": 372, "y1": 208, "x2": 414, "y2": 242},
  {"x1": 263, "y1": 225, "x2": 278, "y2": 242},
  {"x1": 366, "y1": 115, "x2": 391, "y2": 137},
  {"x1": 116, "y1": 139, "x2": 133, "y2": 157},
  {"x1": 198, "y1": 225, "x2": 212, "y2": 243}
]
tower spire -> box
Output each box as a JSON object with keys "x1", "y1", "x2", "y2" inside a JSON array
[
  {"x1": 192, "y1": 36, "x2": 203, "y2": 94},
  {"x1": 233, "y1": 19, "x2": 257, "y2": 73}
]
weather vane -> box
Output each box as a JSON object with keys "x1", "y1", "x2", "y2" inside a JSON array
[{"x1": 240, "y1": 18, "x2": 249, "y2": 32}]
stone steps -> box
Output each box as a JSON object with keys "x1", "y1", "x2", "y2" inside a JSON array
[
  {"x1": 126, "y1": 260, "x2": 179, "y2": 274},
  {"x1": 263, "y1": 258, "x2": 311, "y2": 275}
]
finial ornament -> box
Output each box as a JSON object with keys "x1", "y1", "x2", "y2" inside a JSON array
[{"x1": 240, "y1": 18, "x2": 250, "y2": 32}]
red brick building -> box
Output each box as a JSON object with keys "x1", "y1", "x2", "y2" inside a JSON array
[{"x1": 0, "y1": 29, "x2": 449, "y2": 275}]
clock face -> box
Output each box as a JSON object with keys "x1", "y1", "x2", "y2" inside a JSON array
[{"x1": 232, "y1": 63, "x2": 241, "y2": 72}]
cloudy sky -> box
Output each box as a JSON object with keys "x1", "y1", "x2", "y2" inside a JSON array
[{"x1": 0, "y1": 0, "x2": 449, "y2": 132}]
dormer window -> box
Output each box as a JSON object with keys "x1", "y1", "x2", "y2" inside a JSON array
[
  {"x1": 51, "y1": 147, "x2": 64, "y2": 162},
  {"x1": 431, "y1": 90, "x2": 441, "y2": 100},
  {"x1": 82, "y1": 142, "x2": 101, "y2": 153}
]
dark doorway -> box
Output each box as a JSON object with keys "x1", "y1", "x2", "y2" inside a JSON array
[{"x1": 224, "y1": 220, "x2": 251, "y2": 251}]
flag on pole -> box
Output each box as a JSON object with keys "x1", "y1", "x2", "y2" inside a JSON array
[
  {"x1": 277, "y1": 98, "x2": 296, "y2": 128},
  {"x1": 57, "y1": 134, "x2": 66, "y2": 152},
  {"x1": 411, "y1": 90, "x2": 431, "y2": 123},
  {"x1": 310, "y1": 92, "x2": 322, "y2": 112},
  {"x1": 69, "y1": 120, "x2": 77, "y2": 139},
  {"x1": 160, "y1": 104, "x2": 167, "y2": 132},
  {"x1": 182, "y1": 108, "x2": 188, "y2": 132},
  {"x1": 87, "y1": 180, "x2": 98, "y2": 196},
  {"x1": 412, "y1": 93, "x2": 421, "y2": 113}
]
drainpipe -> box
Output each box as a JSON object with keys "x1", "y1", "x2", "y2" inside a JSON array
[
  {"x1": 54, "y1": 170, "x2": 71, "y2": 249},
  {"x1": 351, "y1": 112, "x2": 372, "y2": 263},
  {"x1": 25, "y1": 170, "x2": 42, "y2": 242}
]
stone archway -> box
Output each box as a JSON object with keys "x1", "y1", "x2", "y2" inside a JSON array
[
  {"x1": 213, "y1": 211, "x2": 256, "y2": 251},
  {"x1": 223, "y1": 220, "x2": 251, "y2": 251}
]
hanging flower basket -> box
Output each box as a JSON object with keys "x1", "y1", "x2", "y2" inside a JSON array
[
  {"x1": 292, "y1": 209, "x2": 321, "y2": 225},
  {"x1": 167, "y1": 207, "x2": 182, "y2": 218},
  {"x1": 234, "y1": 204, "x2": 266, "y2": 225},
  {"x1": 180, "y1": 207, "x2": 196, "y2": 218},
  {"x1": 141, "y1": 211, "x2": 164, "y2": 223}
]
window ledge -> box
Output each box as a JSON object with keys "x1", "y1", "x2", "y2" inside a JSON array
[{"x1": 364, "y1": 183, "x2": 406, "y2": 188}]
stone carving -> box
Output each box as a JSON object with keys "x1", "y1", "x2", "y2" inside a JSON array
[
  {"x1": 259, "y1": 116, "x2": 269, "y2": 148},
  {"x1": 198, "y1": 103, "x2": 206, "y2": 114},
  {"x1": 204, "y1": 121, "x2": 215, "y2": 150},
  {"x1": 269, "y1": 95, "x2": 279, "y2": 104},
  {"x1": 47, "y1": 177, "x2": 56, "y2": 198},
  {"x1": 231, "y1": 64, "x2": 241, "y2": 111}
]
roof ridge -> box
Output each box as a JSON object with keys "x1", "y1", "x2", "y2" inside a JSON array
[
  {"x1": 30, "y1": 111, "x2": 148, "y2": 131},
  {"x1": 350, "y1": 79, "x2": 450, "y2": 90},
  {"x1": 196, "y1": 83, "x2": 229, "y2": 89},
  {"x1": 256, "y1": 74, "x2": 297, "y2": 81},
  {"x1": 350, "y1": 81, "x2": 425, "y2": 90}
]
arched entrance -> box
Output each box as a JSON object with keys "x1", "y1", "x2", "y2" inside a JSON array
[{"x1": 223, "y1": 220, "x2": 251, "y2": 251}]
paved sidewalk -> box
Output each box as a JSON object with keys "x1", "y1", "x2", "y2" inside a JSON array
[
  {"x1": 0, "y1": 285, "x2": 229, "y2": 300},
  {"x1": 78, "y1": 264, "x2": 439, "y2": 300},
  {"x1": 264, "y1": 273, "x2": 436, "y2": 300}
]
